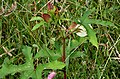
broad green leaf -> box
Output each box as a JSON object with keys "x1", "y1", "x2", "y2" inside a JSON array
[
  {"x1": 0, "y1": 60, "x2": 34, "y2": 78},
  {"x1": 70, "y1": 39, "x2": 79, "y2": 51},
  {"x1": 36, "y1": 61, "x2": 65, "y2": 79},
  {"x1": 32, "y1": 21, "x2": 45, "y2": 31},
  {"x1": 46, "y1": 61, "x2": 66, "y2": 70},
  {"x1": 34, "y1": 48, "x2": 61, "y2": 60},
  {"x1": 0, "y1": 46, "x2": 34, "y2": 78},
  {"x1": 20, "y1": 70, "x2": 34, "y2": 79},
  {"x1": 36, "y1": 64, "x2": 45, "y2": 79},
  {"x1": 34, "y1": 49, "x2": 50, "y2": 59},
  {"x1": 30, "y1": 17, "x2": 44, "y2": 21},
  {"x1": 79, "y1": 8, "x2": 115, "y2": 28}
]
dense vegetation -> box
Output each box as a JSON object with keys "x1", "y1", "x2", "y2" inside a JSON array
[{"x1": 0, "y1": 0, "x2": 120, "y2": 79}]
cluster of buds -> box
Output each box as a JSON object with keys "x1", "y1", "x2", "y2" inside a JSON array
[{"x1": 41, "y1": 1, "x2": 58, "y2": 23}]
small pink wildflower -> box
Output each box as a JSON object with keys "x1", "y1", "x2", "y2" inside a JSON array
[{"x1": 47, "y1": 71, "x2": 56, "y2": 79}]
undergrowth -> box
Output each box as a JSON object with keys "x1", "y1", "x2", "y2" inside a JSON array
[{"x1": 0, "y1": 0, "x2": 120, "y2": 79}]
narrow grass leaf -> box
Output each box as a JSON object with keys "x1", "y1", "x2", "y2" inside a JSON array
[
  {"x1": 32, "y1": 21, "x2": 45, "y2": 31},
  {"x1": 70, "y1": 51, "x2": 85, "y2": 58},
  {"x1": 30, "y1": 17, "x2": 44, "y2": 21},
  {"x1": 85, "y1": 19, "x2": 115, "y2": 27}
]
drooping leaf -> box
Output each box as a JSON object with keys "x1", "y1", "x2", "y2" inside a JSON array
[
  {"x1": 47, "y1": 2, "x2": 54, "y2": 11},
  {"x1": 78, "y1": 9, "x2": 98, "y2": 48},
  {"x1": 68, "y1": 22, "x2": 77, "y2": 30},
  {"x1": 42, "y1": 13, "x2": 51, "y2": 22},
  {"x1": 83, "y1": 24, "x2": 98, "y2": 49}
]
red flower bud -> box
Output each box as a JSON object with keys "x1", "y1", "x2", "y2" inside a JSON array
[{"x1": 42, "y1": 13, "x2": 51, "y2": 22}]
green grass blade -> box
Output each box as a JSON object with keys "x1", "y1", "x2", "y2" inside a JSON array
[
  {"x1": 85, "y1": 19, "x2": 115, "y2": 27},
  {"x1": 32, "y1": 21, "x2": 45, "y2": 31},
  {"x1": 30, "y1": 17, "x2": 44, "y2": 21}
]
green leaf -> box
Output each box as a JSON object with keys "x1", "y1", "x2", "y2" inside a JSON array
[
  {"x1": 46, "y1": 61, "x2": 66, "y2": 70},
  {"x1": 30, "y1": 17, "x2": 44, "y2": 21},
  {"x1": 20, "y1": 70, "x2": 34, "y2": 79},
  {"x1": 34, "y1": 48, "x2": 61, "y2": 60},
  {"x1": 22, "y1": 46, "x2": 33, "y2": 62},
  {"x1": 34, "y1": 49, "x2": 50, "y2": 59},
  {"x1": 84, "y1": 19, "x2": 115, "y2": 27},
  {"x1": 32, "y1": 21, "x2": 45, "y2": 31},
  {"x1": 78, "y1": 9, "x2": 98, "y2": 48},
  {"x1": 80, "y1": 8, "x2": 95, "y2": 23},
  {"x1": 36, "y1": 61, "x2": 65, "y2": 79},
  {"x1": 0, "y1": 46, "x2": 34, "y2": 78},
  {"x1": 83, "y1": 24, "x2": 98, "y2": 49},
  {"x1": 36, "y1": 64, "x2": 45, "y2": 79}
]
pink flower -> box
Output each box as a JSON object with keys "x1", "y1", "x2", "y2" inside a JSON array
[{"x1": 47, "y1": 71, "x2": 56, "y2": 79}]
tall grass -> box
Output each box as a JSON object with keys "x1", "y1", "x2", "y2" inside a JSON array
[{"x1": 0, "y1": 0, "x2": 120, "y2": 79}]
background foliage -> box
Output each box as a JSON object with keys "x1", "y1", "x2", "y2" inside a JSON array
[{"x1": 0, "y1": 0, "x2": 120, "y2": 79}]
